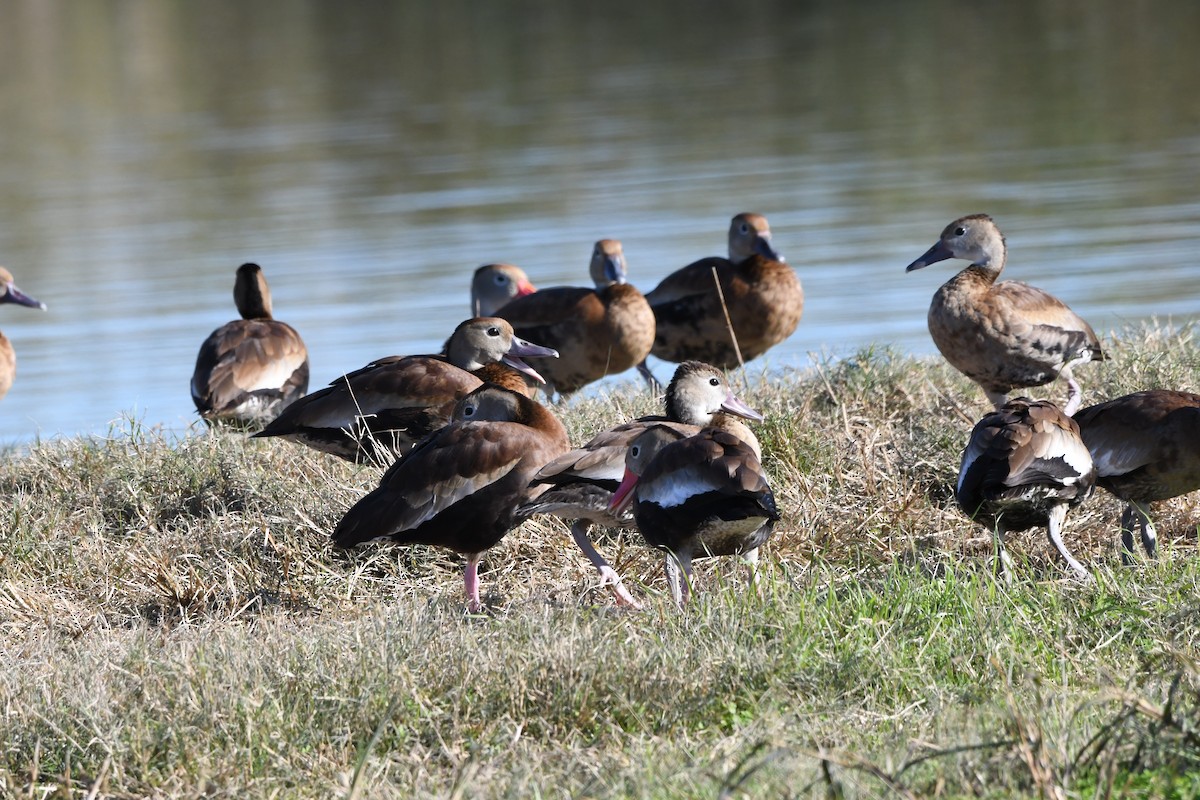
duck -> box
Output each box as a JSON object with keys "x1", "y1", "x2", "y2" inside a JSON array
[
  {"x1": 956, "y1": 397, "x2": 1096, "y2": 581},
  {"x1": 906, "y1": 214, "x2": 1104, "y2": 416},
  {"x1": 1072, "y1": 389, "x2": 1200, "y2": 561},
  {"x1": 522, "y1": 360, "x2": 763, "y2": 606},
  {"x1": 332, "y1": 384, "x2": 570, "y2": 613},
  {"x1": 0, "y1": 267, "x2": 47, "y2": 402},
  {"x1": 638, "y1": 212, "x2": 803, "y2": 384},
  {"x1": 488, "y1": 239, "x2": 655, "y2": 398},
  {"x1": 471, "y1": 263, "x2": 537, "y2": 316},
  {"x1": 608, "y1": 424, "x2": 780, "y2": 605},
  {"x1": 190, "y1": 263, "x2": 310, "y2": 429},
  {"x1": 254, "y1": 317, "x2": 557, "y2": 465}
]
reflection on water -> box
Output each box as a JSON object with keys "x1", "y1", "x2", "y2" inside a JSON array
[{"x1": 1, "y1": 0, "x2": 1198, "y2": 445}]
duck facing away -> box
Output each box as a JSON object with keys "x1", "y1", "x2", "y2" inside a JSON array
[
  {"x1": 492, "y1": 240, "x2": 656, "y2": 398},
  {"x1": 254, "y1": 317, "x2": 556, "y2": 465},
  {"x1": 640, "y1": 212, "x2": 803, "y2": 383},
  {"x1": 956, "y1": 397, "x2": 1096, "y2": 580},
  {"x1": 522, "y1": 360, "x2": 763, "y2": 606},
  {"x1": 471, "y1": 263, "x2": 537, "y2": 316},
  {"x1": 906, "y1": 214, "x2": 1104, "y2": 416},
  {"x1": 332, "y1": 384, "x2": 570, "y2": 613},
  {"x1": 1073, "y1": 389, "x2": 1200, "y2": 561},
  {"x1": 190, "y1": 263, "x2": 310, "y2": 429},
  {"x1": 0, "y1": 267, "x2": 47, "y2": 402},
  {"x1": 608, "y1": 424, "x2": 779, "y2": 605}
]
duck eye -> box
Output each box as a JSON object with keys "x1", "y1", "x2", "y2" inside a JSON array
[
  {"x1": 739, "y1": 222, "x2": 750, "y2": 234},
  {"x1": 954, "y1": 226, "x2": 966, "y2": 236},
  {"x1": 630, "y1": 445, "x2": 640, "y2": 458},
  {"x1": 487, "y1": 326, "x2": 501, "y2": 336},
  {"x1": 463, "y1": 405, "x2": 476, "y2": 416},
  {"x1": 495, "y1": 274, "x2": 508, "y2": 285},
  {"x1": 709, "y1": 377, "x2": 720, "y2": 386}
]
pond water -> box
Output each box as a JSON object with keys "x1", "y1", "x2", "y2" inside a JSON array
[{"x1": 1, "y1": 0, "x2": 1199, "y2": 446}]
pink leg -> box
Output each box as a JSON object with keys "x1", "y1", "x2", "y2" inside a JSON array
[
  {"x1": 464, "y1": 554, "x2": 483, "y2": 613},
  {"x1": 570, "y1": 520, "x2": 642, "y2": 608}
]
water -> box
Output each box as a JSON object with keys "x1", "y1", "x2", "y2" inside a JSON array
[{"x1": 1, "y1": 0, "x2": 1199, "y2": 446}]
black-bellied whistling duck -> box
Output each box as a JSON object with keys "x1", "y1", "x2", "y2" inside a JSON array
[
  {"x1": 638, "y1": 213, "x2": 803, "y2": 385},
  {"x1": 607, "y1": 424, "x2": 779, "y2": 605},
  {"x1": 332, "y1": 384, "x2": 570, "y2": 613},
  {"x1": 522, "y1": 360, "x2": 763, "y2": 606},
  {"x1": 906, "y1": 214, "x2": 1104, "y2": 416},
  {"x1": 471, "y1": 263, "x2": 537, "y2": 316},
  {"x1": 190, "y1": 263, "x2": 310, "y2": 429},
  {"x1": 254, "y1": 317, "x2": 556, "y2": 465},
  {"x1": 492, "y1": 239, "x2": 656, "y2": 398},
  {"x1": 1073, "y1": 389, "x2": 1200, "y2": 561},
  {"x1": 0, "y1": 267, "x2": 46, "y2": 402},
  {"x1": 956, "y1": 397, "x2": 1096, "y2": 580}
]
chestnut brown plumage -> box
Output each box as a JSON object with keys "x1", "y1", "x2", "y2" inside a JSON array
[
  {"x1": 254, "y1": 317, "x2": 556, "y2": 464},
  {"x1": 522, "y1": 361, "x2": 763, "y2": 606},
  {"x1": 638, "y1": 213, "x2": 803, "y2": 384},
  {"x1": 0, "y1": 267, "x2": 47, "y2": 402},
  {"x1": 491, "y1": 240, "x2": 655, "y2": 398},
  {"x1": 332, "y1": 384, "x2": 570, "y2": 612},
  {"x1": 906, "y1": 214, "x2": 1104, "y2": 415},
  {"x1": 607, "y1": 424, "x2": 779, "y2": 605},
  {"x1": 190, "y1": 263, "x2": 309, "y2": 428},
  {"x1": 1073, "y1": 389, "x2": 1200, "y2": 561},
  {"x1": 956, "y1": 397, "x2": 1096, "y2": 580}
]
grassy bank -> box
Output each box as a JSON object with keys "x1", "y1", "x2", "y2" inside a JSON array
[{"x1": 2, "y1": 324, "x2": 1199, "y2": 798}]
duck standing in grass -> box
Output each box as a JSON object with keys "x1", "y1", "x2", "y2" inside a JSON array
[
  {"x1": 638, "y1": 212, "x2": 803, "y2": 385},
  {"x1": 332, "y1": 384, "x2": 570, "y2": 613},
  {"x1": 1073, "y1": 389, "x2": 1200, "y2": 561},
  {"x1": 489, "y1": 240, "x2": 655, "y2": 398},
  {"x1": 906, "y1": 214, "x2": 1104, "y2": 416},
  {"x1": 471, "y1": 263, "x2": 537, "y2": 316},
  {"x1": 0, "y1": 267, "x2": 47, "y2": 402},
  {"x1": 254, "y1": 318, "x2": 556, "y2": 465},
  {"x1": 522, "y1": 360, "x2": 763, "y2": 606},
  {"x1": 190, "y1": 263, "x2": 309, "y2": 429},
  {"x1": 607, "y1": 424, "x2": 779, "y2": 605},
  {"x1": 956, "y1": 397, "x2": 1096, "y2": 580}
]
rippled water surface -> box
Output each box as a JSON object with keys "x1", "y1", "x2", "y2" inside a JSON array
[{"x1": 1, "y1": 0, "x2": 1199, "y2": 445}]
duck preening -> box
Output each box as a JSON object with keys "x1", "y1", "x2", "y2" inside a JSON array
[
  {"x1": 254, "y1": 317, "x2": 556, "y2": 465},
  {"x1": 956, "y1": 397, "x2": 1096, "y2": 580},
  {"x1": 522, "y1": 360, "x2": 763, "y2": 606},
  {"x1": 0, "y1": 267, "x2": 47, "y2": 402},
  {"x1": 331, "y1": 384, "x2": 570, "y2": 613},
  {"x1": 639, "y1": 212, "x2": 803, "y2": 384},
  {"x1": 190, "y1": 263, "x2": 309, "y2": 428},
  {"x1": 490, "y1": 239, "x2": 655, "y2": 398},
  {"x1": 906, "y1": 214, "x2": 1104, "y2": 416},
  {"x1": 607, "y1": 424, "x2": 779, "y2": 605},
  {"x1": 1073, "y1": 389, "x2": 1200, "y2": 561}
]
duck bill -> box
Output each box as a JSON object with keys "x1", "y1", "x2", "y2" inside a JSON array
[
  {"x1": 754, "y1": 236, "x2": 783, "y2": 262},
  {"x1": 608, "y1": 469, "x2": 640, "y2": 514},
  {"x1": 502, "y1": 337, "x2": 557, "y2": 384},
  {"x1": 3, "y1": 283, "x2": 47, "y2": 310},
  {"x1": 604, "y1": 255, "x2": 628, "y2": 285},
  {"x1": 905, "y1": 240, "x2": 953, "y2": 272},
  {"x1": 720, "y1": 391, "x2": 764, "y2": 422},
  {"x1": 516, "y1": 279, "x2": 537, "y2": 297}
]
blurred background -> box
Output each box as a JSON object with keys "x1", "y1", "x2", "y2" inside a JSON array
[{"x1": 0, "y1": 0, "x2": 1198, "y2": 445}]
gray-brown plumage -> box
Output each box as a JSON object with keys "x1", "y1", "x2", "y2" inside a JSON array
[
  {"x1": 521, "y1": 361, "x2": 763, "y2": 606},
  {"x1": 906, "y1": 214, "x2": 1104, "y2": 415},
  {"x1": 639, "y1": 213, "x2": 803, "y2": 383},
  {"x1": 190, "y1": 263, "x2": 309, "y2": 428},
  {"x1": 470, "y1": 263, "x2": 537, "y2": 316},
  {"x1": 254, "y1": 317, "x2": 556, "y2": 465},
  {"x1": 609, "y1": 424, "x2": 779, "y2": 605},
  {"x1": 956, "y1": 397, "x2": 1096, "y2": 580},
  {"x1": 1073, "y1": 389, "x2": 1200, "y2": 560},
  {"x1": 0, "y1": 267, "x2": 47, "y2": 402},
  {"x1": 332, "y1": 384, "x2": 570, "y2": 613},
  {"x1": 491, "y1": 240, "x2": 656, "y2": 398}
]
